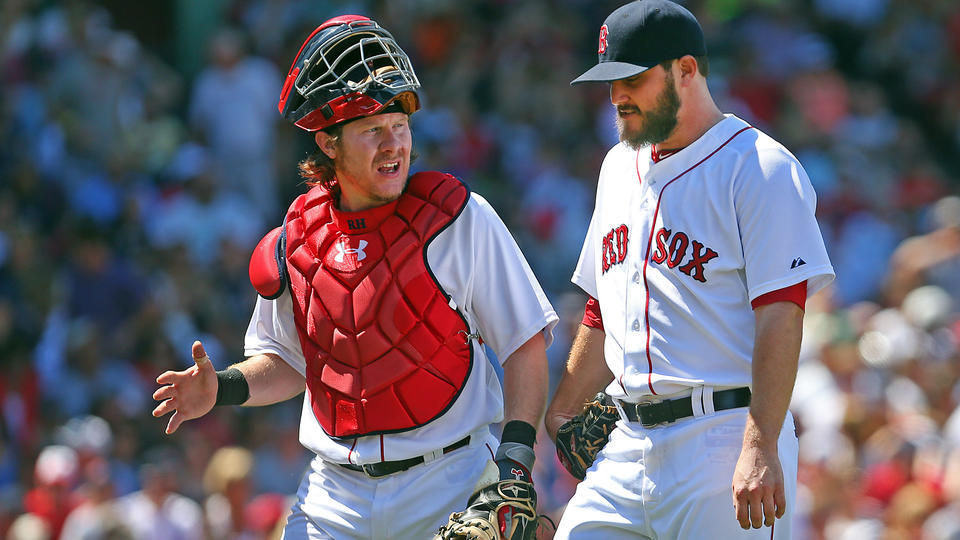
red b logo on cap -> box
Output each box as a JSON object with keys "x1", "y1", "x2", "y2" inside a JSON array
[{"x1": 598, "y1": 25, "x2": 609, "y2": 54}]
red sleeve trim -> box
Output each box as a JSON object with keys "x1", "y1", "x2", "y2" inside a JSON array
[
  {"x1": 582, "y1": 296, "x2": 604, "y2": 330},
  {"x1": 751, "y1": 281, "x2": 807, "y2": 311}
]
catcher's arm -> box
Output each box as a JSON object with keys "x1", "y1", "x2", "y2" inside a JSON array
[
  {"x1": 433, "y1": 332, "x2": 550, "y2": 540},
  {"x1": 545, "y1": 324, "x2": 613, "y2": 441},
  {"x1": 502, "y1": 332, "x2": 549, "y2": 429},
  {"x1": 152, "y1": 341, "x2": 304, "y2": 434}
]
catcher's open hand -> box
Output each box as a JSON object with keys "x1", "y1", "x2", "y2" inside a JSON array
[
  {"x1": 152, "y1": 341, "x2": 217, "y2": 434},
  {"x1": 554, "y1": 392, "x2": 619, "y2": 480}
]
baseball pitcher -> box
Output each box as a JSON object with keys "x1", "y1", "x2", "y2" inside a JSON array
[{"x1": 545, "y1": 1, "x2": 835, "y2": 538}]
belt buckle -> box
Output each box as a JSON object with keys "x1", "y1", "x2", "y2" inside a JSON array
[{"x1": 640, "y1": 398, "x2": 676, "y2": 428}]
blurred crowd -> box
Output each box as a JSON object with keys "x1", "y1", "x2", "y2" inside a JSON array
[{"x1": 1, "y1": 0, "x2": 960, "y2": 538}]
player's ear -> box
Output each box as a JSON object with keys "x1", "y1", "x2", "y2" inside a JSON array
[
  {"x1": 315, "y1": 130, "x2": 338, "y2": 160},
  {"x1": 676, "y1": 55, "x2": 698, "y2": 82}
]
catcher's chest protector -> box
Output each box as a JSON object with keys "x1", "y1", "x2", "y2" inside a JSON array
[{"x1": 283, "y1": 171, "x2": 472, "y2": 438}]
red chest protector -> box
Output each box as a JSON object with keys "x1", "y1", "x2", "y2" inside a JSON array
[{"x1": 252, "y1": 171, "x2": 473, "y2": 438}]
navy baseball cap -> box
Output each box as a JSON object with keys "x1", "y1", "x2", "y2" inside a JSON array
[{"x1": 572, "y1": 0, "x2": 706, "y2": 85}]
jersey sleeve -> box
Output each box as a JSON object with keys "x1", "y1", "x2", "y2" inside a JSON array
[
  {"x1": 243, "y1": 291, "x2": 307, "y2": 376},
  {"x1": 582, "y1": 296, "x2": 604, "y2": 329},
  {"x1": 428, "y1": 194, "x2": 558, "y2": 363},
  {"x1": 751, "y1": 280, "x2": 807, "y2": 310},
  {"x1": 734, "y1": 147, "x2": 835, "y2": 301},
  {"x1": 571, "y1": 206, "x2": 600, "y2": 299}
]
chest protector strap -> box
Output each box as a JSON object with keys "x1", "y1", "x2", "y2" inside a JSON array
[{"x1": 280, "y1": 171, "x2": 472, "y2": 438}]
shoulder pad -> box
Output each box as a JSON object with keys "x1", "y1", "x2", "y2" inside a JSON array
[
  {"x1": 405, "y1": 171, "x2": 470, "y2": 213},
  {"x1": 249, "y1": 226, "x2": 288, "y2": 299}
]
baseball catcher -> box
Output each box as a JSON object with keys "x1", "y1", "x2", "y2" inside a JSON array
[
  {"x1": 155, "y1": 13, "x2": 559, "y2": 540},
  {"x1": 554, "y1": 393, "x2": 619, "y2": 480}
]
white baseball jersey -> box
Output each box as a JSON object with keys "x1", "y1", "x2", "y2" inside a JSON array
[
  {"x1": 573, "y1": 114, "x2": 834, "y2": 400},
  {"x1": 245, "y1": 192, "x2": 558, "y2": 464}
]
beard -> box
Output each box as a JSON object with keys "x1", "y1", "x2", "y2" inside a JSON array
[{"x1": 616, "y1": 72, "x2": 681, "y2": 150}]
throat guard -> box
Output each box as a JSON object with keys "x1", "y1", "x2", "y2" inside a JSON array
[{"x1": 283, "y1": 171, "x2": 472, "y2": 438}]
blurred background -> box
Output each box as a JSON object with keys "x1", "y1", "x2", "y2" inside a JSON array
[{"x1": 2, "y1": 0, "x2": 960, "y2": 538}]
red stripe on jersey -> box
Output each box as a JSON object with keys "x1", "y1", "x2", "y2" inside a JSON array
[
  {"x1": 347, "y1": 438, "x2": 358, "y2": 465},
  {"x1": 582, "y1": 296, "x2": 604, "y2": 329},
  {"x1": 640, "y1": 126, "x2": 755, "y2": 395},
  {"x1": 379, "y1": 434, "x2": 385, "y2": 462},
  {"x1": 751, "y1": 281, "x2": 807, "y2": 310},
  {"x1": 485, "y1": 443, "x2": 495, "y2": 461}
]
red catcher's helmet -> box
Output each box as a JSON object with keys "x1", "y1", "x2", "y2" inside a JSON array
[{"x1": 278, "y1": 15, "x2": 421, "y2": 132}]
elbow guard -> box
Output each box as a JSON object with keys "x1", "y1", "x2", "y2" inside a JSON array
[{"x1": 248, "y1": 226, "x2": 289, "y2": 299}]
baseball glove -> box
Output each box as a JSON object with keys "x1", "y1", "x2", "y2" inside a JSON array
[
  {"x1": 433, "y1": 478, "x2": 540, "y2": 540},
  {"x1": 554, "y1": 392, "x2": 619, "y2": 480}
]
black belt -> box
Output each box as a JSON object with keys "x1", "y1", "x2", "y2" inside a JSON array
[
  {"x1": 618, "y1": 387, "x2": 751, "y2": 428},
  {"x1": 339, "y1": 436, "x2": 471, "y2": 478}
]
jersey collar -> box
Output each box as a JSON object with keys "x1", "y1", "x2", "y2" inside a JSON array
[
  {"x1": 651, "y1": 145, "x2": 683, "y2": 163},
  {"x1": 331, "y1": 198, "x2": 400, "y2": 234}
]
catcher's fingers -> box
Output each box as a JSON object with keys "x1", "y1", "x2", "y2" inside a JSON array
[
  {"x1": 165, "y1": 411, "x2": 185, "y2": 435},
  {"x1": 155, "y1": 369, "x2": 183, "y2": 385},
  {"x1": 152, "y1": 384, "x2": 178, "y2": 402},
  {"x1": 192, "y1": 340, "x2": 211, "y2": 367},
  {"x1": 152, "y1": 397, "x2": 177, "y2": 418}
]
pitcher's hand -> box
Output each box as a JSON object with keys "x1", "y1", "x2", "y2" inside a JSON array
[
  {"x1": 732, "y1": 443, "x2": 785, "y2": 529},
  {"x1": 152, "y1": 341, "x2": 218, "y2": 434}
]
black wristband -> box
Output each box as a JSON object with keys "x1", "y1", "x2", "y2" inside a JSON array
[
  {"x1": 501, "y1": 420, "x2": 536, "y2": 448},
  {"x1": 215, "y1": 368, "x2": 250, "y2": 406}
]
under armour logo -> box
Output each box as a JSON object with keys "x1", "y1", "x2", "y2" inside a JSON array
[
  {"x1": 790, "y1": 257, "x2": 806, "y2": 269},
  {"x1": 598, "y1": 25, "x2": 609, "y2": 54},
  {"x1": 335, "y1": 239, "x2": 368, "y2": 263}
]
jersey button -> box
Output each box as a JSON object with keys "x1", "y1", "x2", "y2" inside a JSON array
[
  {"x1": 632, "y1": 272, "x2": 641, "y2": 283},
  {"x1": 632, "y1": 320, "x2": 640, "y2": 331}
]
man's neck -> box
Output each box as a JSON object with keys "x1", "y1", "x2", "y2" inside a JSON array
[{"x1": 658, "y1": 108, "x2": 725, "y2": 151}]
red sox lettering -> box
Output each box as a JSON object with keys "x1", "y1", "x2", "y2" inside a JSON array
[
  {"x1": 601, "y1": 224, "x2": 629, "y2": 273},
  {"x1": 650, "y1": 227, "x2": 718, "y2": 283}
]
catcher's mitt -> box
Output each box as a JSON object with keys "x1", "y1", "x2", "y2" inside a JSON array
[
  {"x1": 554, "y1": 392, "x2": 619, "y2": 480},
  {"x1": 434, "y1": 478, "x2": 540, "y2": 540}
]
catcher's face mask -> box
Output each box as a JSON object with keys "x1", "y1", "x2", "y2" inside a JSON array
[{"x1": 278, "y1": 15, "x2": 421, "y2": 132}]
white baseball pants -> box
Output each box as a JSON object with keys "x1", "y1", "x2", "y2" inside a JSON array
[
  {"x1": 554, "y1": 408, "x2": 798, "y2": 539},
  {"x1": 281, "y1": 430, "x2": 498, "y2": 539}
]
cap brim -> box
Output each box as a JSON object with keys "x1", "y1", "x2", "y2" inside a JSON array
[{"x1": 571, "y1": 62, "x2": 652, "y2": 85}]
